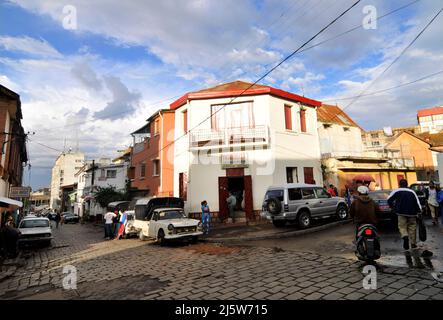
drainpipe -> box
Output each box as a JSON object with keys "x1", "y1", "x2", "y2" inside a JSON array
[
  {"x1": 186, "y1": 99, "x2": 192, "y2": 215},
  {"x1": 159, "y1": 111, "x2": 163, "y2": 195}
]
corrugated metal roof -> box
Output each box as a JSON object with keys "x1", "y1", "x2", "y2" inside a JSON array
[
  {"x1": 418, "y1": 132, "x2": 443, "y2": 146},
  {"x1": 317, "y1": 104, "x2": 359, "y2": 127}
]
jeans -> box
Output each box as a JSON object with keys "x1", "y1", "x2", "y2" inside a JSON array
[
  {"x1": 114, "y1": 222, "x2": 121, "y2": 237},
  {"x1": 202, "y1": 213, "x2": 210, "y2": 234},
  {"x1": 105, "y1": 223, "x2": 113, "y2": 238}
]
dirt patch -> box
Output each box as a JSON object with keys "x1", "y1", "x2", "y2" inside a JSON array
[{"x1": 183, "y1": 243, "x2": 241, "y2": 255}]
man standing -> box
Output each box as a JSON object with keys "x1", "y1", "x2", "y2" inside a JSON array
[
  {"x1": 226, "y1": 192, "x2": 237, "y2": 223},
  {"x1": 104, "y1": 210, "x2": 116, "y2": 240},
  {"x1": 427, "y1": 181, "x2": 439, "y2": 225},
  {"x1": 388, "y1": 179, "x2": 422, "y2": 250}
]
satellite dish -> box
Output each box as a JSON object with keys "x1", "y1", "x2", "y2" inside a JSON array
[{"x1": 383, "y1": 127, "x2": 393, "y2": 136}]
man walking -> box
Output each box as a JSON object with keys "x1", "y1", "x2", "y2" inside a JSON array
[
  {"x1": 388, "y1": 179, "x2": 422, "y2": 251},
  {"x1": 226, "y1": 192, "x2": 237, "y2": 223},
  {"x1": 104, "y1": 210, "x2": 116, "y2": 240}
]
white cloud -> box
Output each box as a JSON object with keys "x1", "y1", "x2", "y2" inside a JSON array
[{"x1": 0, "y1": 36, "x2": 62, "y2": 58}]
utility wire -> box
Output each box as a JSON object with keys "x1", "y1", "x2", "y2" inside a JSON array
[
  {"x1": 137, "y1": 0, "x2": 362, "y2": 162},
  {"x1": 322, "y1": 69, "x2": 443, "y2": 102},
  {"x1": 335, "y1": 6, "x2": 443, "y2": 118}
]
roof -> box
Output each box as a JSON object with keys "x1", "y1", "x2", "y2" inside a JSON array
[
  {"x1": 417, "y1": 106, "x2": 443, "y2": 118},
  {"x1": 385, "y1": 131, "x2": 431, "y2": 149},
  {"x1": 418, "y1": 132, "x2": 443, "y2": 147},
  {"x1": 317, "y1": 104, "x2": 359, "y2": 127},
  {"x1": 170, "y1": 80, "x2": 322, "y2": 109}
]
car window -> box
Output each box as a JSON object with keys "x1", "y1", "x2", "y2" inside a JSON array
[
  {"x1": 158, "y1": 210, "x2": 186, "y2": 220},
  {"x1": 302, "y1": 188, "x2": 316, "y2": 199},
  {"x1": 368, "y1": 191, "x2": 391, "y2": 200},
  {"x1": 265, "y1": 190, "x2": 284, "y2": 201},
  {"x1": 315, "y1": 188, "x2": 330, "y2": 199},
  {"x1": 20, "y1": 220, "x2": 49, "y2": 228},
  {"x1": 288, "y1": 188, "x2": 302, "y2": 201}
]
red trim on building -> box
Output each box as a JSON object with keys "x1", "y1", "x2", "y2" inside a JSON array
[
  {"x1": 170, "y1": 83, "x2": 322, "y2": 110},
  {"x1": 417, "y1": 106, "x2": 443, "y2": 118}
]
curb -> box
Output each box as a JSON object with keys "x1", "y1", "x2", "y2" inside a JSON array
[{"x1": 201, "y1": 219, "x2": 352, "y2": 243}]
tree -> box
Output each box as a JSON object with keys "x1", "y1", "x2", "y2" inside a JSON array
[{"x1": 93, "y1": 186, "x2": 126, "y2": 208}]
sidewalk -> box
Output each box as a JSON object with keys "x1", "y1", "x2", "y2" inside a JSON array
[{"x1": 202, "y1": 219, "x2": 351, "y2": 242}]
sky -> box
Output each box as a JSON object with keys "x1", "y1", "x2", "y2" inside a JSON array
[{"x1": 0, "y1": 0, "x2": 442, "y2": 190}]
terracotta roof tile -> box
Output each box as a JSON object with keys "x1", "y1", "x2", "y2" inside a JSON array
[
  {"x1": 417, "y1": 106, "x2": 443, "y2": 118},
  {"x1": 317, "y1": 104, "x2": 359, "y2": 127}
]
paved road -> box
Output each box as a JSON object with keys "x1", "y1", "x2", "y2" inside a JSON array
[{"x1": 0, "y1": 222, "x2": 442, "y2": 300}]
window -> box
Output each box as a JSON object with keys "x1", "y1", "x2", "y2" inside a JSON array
[
  {"x1": 315, "y1": 188, "x2": 330, "y2": 199},
  {"x1": 179, "y1": 172, "x2": 187, "y2": 200},
  {"x1": 300, "y1": 108, "x2": 307, "y2": 132},
  {"x1": 343, "y1": 127, "x2": 350, "y2": 132},
  {"x1": 303, "y1": 167, "x2": 314, "y2": 184},
  {"x1": 183, "y1": 110, "x2": 188, "y2": 133},
  {"x1": 284, "y1": 105, "x2": 292, "y2": 130},
  {"x1": 153, "y1": 160, "x2": 160, "y2": 176},
  {"x1": 265, "y1": 190, "x2": 284, "y2": 201},
  {"x1": 60, "y1": 170, "x2": 64, "y2": 177},
  {"x1": 100, "y1": 169, "x2": 105, "y2": 178},
  {"x1": 288, "y1": 188, "x2": 302, "y2": 201},
  {"x1": 372, "y1": 141, "x2": 380, "y2": 147},
  {"x1": 75, "y1": 159, "x2": 82, "y2": 163},
  {"x1": 211, "y1": 102, "x2": 254, "y2": 129},
  {"x1": 286, "y1": 167, "x2": 298, "y2": 183},
  {"x1": 140, "y1": 164, "x2": 146, "y2": 178},
  {"x1": 301, "y1": 188, "x2": 316, "y2": 199},
  {"x1": 420, "y1": 116, "x2": 432, "y2": 122},
  {"x1": 323, "y1": 123, "x2": 331, "y2": 129},
  {"x1": 154, "y1": 119, "x2": 160, "y2": 135},
  {"x1": 371, "y1": 133, "x2": 379, "y2": 138},
  {"x1": 106, "y1": 170, "x2": 117, "y2": 179},
  {"x1": 75, "y1": 167, "x2": 82, "y2": 170}
]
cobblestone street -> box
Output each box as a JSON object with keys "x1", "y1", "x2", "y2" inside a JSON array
[{"x1": 1, "y1": 223, "x2": 443, "y2": 300}]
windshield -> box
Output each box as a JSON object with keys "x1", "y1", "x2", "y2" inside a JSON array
[
  {"x1": 20, "y1": 219, "x2": 49, "y2": 228},
  {"x1": 157, "y1": 210, "x2": 186, "y2": 220},
  {"x1": 368, "y1": 191, "x2": 391, "y2": 200}
]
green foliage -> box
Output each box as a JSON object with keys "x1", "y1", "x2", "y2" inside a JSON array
[{"x1": 93, "y1": 186, "x2": 126, "y2": 208}]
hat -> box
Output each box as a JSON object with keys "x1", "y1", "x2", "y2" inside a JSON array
[{"x1": 357, "y1": 186, "x2": 369, "y2": 194}]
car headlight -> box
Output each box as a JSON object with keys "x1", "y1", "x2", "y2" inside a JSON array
[{"x1": 167, "y1": 224, "x2": 174, "y2": 231}]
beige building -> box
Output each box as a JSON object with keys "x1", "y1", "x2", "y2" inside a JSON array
[
  {"x1": 50, "y1": 151, "x2": 85, "y2": 210},
  {"x1": 361, "y1": 126, "x2": 421, "y2": 152},
  {"x1": 30, "y1": 188, "x2": 50, "y2": 209}
]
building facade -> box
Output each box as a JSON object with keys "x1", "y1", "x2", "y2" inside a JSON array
[
  {"x1": 30, "y1": 188, "x2": 51, "y2": 209},
  {"x1": 172, "y1": 81, "x2": 323, "y2": 221},
  {"x1": 0, "y1": 84, "x2": 28, "y2": 199},
  {"x1": 129, "y1": 109, "x2": 175, "y2": 198},
  {"x1": 50, "y1": 152, "x2": 85, "y2": 210},
  {"x1": 417, "y1": 106, "x2": 443, "y2": 133}
]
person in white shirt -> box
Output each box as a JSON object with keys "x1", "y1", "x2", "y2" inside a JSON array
[
  {"x1": 428, "y1": 181, "x2": 439, "y2": 225},
  {"x1": 104, "y1": 210, "x2": 116, "y2": 240}
]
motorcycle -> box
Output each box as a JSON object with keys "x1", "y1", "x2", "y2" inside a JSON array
[{"x1": 355, "y1": 224, "x2": 381, "y2": 263}]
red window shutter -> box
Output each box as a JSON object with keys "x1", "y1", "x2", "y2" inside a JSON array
[
  {"x1": 300, "y1": 109, "x2": 306, "y2": 132},
  {"x1": 183, "y1": 110, "x2": 188, "y2": 133},
  {"x1": 304, "y1": 167, "x2": 314, "y2": 184},
  {"x1": 284, "y1": 105, "x2": 292, "y2": 130}
]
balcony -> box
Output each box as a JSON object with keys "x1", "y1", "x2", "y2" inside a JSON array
[{"x1": 189, "y1": 125, "x2": 269, "y2": 150}]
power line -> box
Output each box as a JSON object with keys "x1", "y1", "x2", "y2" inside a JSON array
[
  {"x1": 322, "y1": 69, "x2": 443, "y2": 102},
  {"x1": 138, "y1": 0, "x2": 362, "y2": 163},
  {"x1": 330, "y1": 6, "x2": 443, "y2": 122}
]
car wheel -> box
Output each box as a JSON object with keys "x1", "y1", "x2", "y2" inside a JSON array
[
  {"x1": 191, "y1": 236, "x2": 199, "y2": 244},
  {"x1": 336, "y1": 205, "x2": 348, "y2": 220},
  {"x1": 158, "y1": 229, "x2": 166, "y2": 246},
  {"x1": 297, "y1": 211, "x2": 311, "y2": 229},
  {"x1": 272, "y1": 220, "x2": 286, "y2": 228}
]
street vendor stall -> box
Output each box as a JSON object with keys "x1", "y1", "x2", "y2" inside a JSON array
[{"x1": 0, "y1": 197, "x2": 23, "y2": 227}]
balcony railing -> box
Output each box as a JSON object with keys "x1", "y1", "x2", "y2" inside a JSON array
[{"x1": 189, "y1": 125, "x2": 269, "y2": 150}]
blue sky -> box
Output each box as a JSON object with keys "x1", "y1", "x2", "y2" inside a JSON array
[{"x1": 0, "y1": 0, "x2": 442, "y2": 190}]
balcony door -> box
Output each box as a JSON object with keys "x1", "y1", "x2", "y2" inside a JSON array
[{"x1": 211, "y1": 102, "x2": 254, "y2": 130}]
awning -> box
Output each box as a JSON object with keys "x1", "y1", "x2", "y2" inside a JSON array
[{"x1": 0, "y1": 197, "x2": 23, "y2": 213}]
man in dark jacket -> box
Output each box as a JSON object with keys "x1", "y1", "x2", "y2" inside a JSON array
[
  {"x1": 350, "y1": 186, "x2": 379, "y2": 228},
  {"x1": 388, "y1": 179, "x2": 422, "y2": 250}
]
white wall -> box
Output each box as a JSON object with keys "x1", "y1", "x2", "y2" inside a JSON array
[
  {"x1": 318, "y1": 123, "x2": 363, "y2": 157},
  {"x1": 173, "y1": 94, "x2": 323, "y2": 213}
]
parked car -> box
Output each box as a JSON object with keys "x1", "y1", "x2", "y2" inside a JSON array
[
  {"x1": 62, "y1": 213, "x2": 80, "y2": 224},
  {"x1": 367, "y1": 190, "x2": 397, "y2": 223},
  {"x1": 18, "y1": 216, "x2": 52, "y2": 247},
  {"x1": 121, "y1": 210, "x2": 139, "y2": 238},
  {"x1": 133, "y1": 197, "x2": 203, "y2": 245},
  {"x1": 261, "y1": 183, "x2": 349, "y2": 228}
]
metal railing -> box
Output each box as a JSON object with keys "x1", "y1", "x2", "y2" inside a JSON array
[{"x1": 189, "y1": 125, "x2": 269, "y2": 150}]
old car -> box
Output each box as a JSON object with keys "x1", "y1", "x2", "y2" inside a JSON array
[
  {"x1": 367, "y1": 190, "x2": 397, "y2": 224},
  {"x1": 62, "y1": 212, "x2": 80, "y2": 224},
  {"x1": 18, "y1": 216, "x2": 52, "y2": 247},
  {"x1": 261, "y1": 183, "x2": 348, "y2": 228},
  {"x1": 133, "y1": 197, "x2": 202, "y2": 245}
]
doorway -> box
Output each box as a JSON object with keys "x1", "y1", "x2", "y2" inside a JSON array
[
  {"x1": 228, "y1": 177, "x2": 245, "y2": 211},
  {"x1": 218, "y1": 175, "x2": 253, "y2": 221}
]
